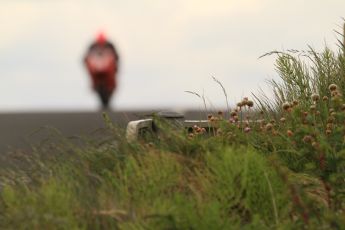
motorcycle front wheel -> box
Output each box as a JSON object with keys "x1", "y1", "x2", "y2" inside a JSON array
[{"x1": 97, "y1": 85, "x2": 112, "y2": 109}]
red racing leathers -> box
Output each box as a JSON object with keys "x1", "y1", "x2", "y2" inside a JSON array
[{"x1": 84, "y1": 41, "x2": 119, "y2": 108}]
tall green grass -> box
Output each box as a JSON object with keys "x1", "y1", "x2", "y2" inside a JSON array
[{"x1": 2, "y1": 36, "x2": 345, "y2": 229}]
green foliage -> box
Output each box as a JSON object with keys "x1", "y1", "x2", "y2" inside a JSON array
[
  {"x1": 205, "y1": 147, "x2": 289, "y2": 226},
  {"x1": 3, "y1": 36, "x2": 345, "y2": 229},
  {"x1": 1, "y1": 180, "x2": 81, "y2": 229}
]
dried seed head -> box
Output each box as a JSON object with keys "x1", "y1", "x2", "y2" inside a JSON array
[
  {"x1": 331, "y1": 112, "x2": 337, "y2": 117},
  {"x1": 287, "y1": 130, "x2": 293, "y2": 137},
  {"x1": 146, "y1": 142, "x2": 154, "y2": 148},
  {"x1": 282, "y1": 102, "x2": 291, "y2": 111},
  {"x1": 233, "y1": 115, "x2": 239, "y2": 122},
  {"x1": 316, "y1": 111, "x2": 321, "y2": 115},
  {"x1": 303, "y1": 135, "x2": 313, "y2": 143},
  {"x1": 310, "y1": 105, "x2": 316, "y2": 111},
  {"x1": 322, "y1": 96, "x2": 329, "y2": 101},
  {"x1": 329, "y1": 84, "x2": 338, "y2": 92},
  {"x1": 226, "y1": 131, "x2": 234, "y2": 139},
  {"x1": 244, "y1": 127, "x2": 251, "y2": 133},
  {"x1": 217, "y1": 128, "x2": 223, "y2": 135},
  {"x1": 247, "y1": 100, "x2": 254, "y2": 107},
  {"x1": 342, "y1": 104, "x2": 345, "y2": 111},
  {"x1": 331, "y1": 90, "x2": 339, "y2": 97},
  {"x1": 311, "y1": 93, "x2": 320, "y2": 102},
  {"x1": 311, "y1": 141, "x2": 319, "y2": 149},
  {"x1": 326, "y1": 129, "x2": 332, "y2": 135},
  {"x1": 265, "y1": 123, "x2": 273, "y2": 131},
  {"x1": 217, "y1": 111, "x2": 223, "y2": 116},
  {"x1": 329, "y1": 108, "x2": 335, "y2": 113},
  {"x1": 260, "y1": 110, "x2": 264, "y2": 115},
  {"x1": 230, "y1": 111, "x2": 237, "y2": 117},
  {"x1": 280, "y1": 117, "x2": 286, "y2": 123},
  {"x1": 207, "y1": 114, "x2": 213, "y2": 120},
  {"x1": 327, "y1": 116, "x2": 335, "y2": 123},
  {"x1": 259, "y1": 119, "x2": 266, "y2": 125},
  {"x1": 292, "y1": 100, "x2": 299, "y2": 106},
  {"x1": 237, "y1": 102, "x2": 243, "y2": 107},
  {"x1": 326, "y1": 123, "x2": 333, "y2": 129}
]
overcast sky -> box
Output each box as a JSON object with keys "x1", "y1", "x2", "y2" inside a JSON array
[{"x1": 1, "y1": 0, "x2": 344, "y2": 112}]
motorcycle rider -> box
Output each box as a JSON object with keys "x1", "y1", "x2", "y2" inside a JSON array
[{"x1": 84, "y1": 32, "x2": 119, "y2": 109}]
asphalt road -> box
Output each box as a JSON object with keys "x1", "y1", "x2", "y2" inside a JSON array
[{"x1": 0, "y1": 110, "x2": 204, "y2": 153}]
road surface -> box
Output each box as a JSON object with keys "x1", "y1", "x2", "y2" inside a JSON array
[{"x1": 0, "y1": 110, "x2": 205, "y2": 153}]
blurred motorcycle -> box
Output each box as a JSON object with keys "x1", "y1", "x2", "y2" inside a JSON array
[{"x1": 84, "y1": 33, "x2": 119, "y2": 109}]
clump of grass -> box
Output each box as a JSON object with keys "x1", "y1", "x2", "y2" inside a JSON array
[
  {"x1": 3, "y1": 30, "x2": 345, "y2": 229},
  {"x1": 212, "y1": 76, "x2": 231, "y2": 116}
]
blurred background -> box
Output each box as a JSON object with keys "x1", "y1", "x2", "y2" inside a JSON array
[{"x1": 1, "y1": 0, "x2": 345, "y2": 112}]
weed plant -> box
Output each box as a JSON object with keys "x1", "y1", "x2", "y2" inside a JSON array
[{"x1": 2, "y1": 42, "x2": 345, "y2": 229}]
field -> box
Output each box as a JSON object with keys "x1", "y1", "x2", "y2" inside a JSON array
[{"x1": 1, "y1": 44, "x2": 345, "y2": 229}]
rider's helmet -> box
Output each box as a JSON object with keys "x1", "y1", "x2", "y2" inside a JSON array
[{"x1": 96, "y1": 32, "x2": 107, "y2": 45}]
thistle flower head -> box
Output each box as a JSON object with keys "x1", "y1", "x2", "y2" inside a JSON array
[
  {"x1": 247, "y1": 100, "x2": 254, "y2": 107},
  {"x1": 233, "y1": 115, "x2": 239, "y2": 122},
  {"x1": 287, "y1": 130, "x2": 293, "y2": 137},
  {"x1": 303, "y1": 135, "x2": 313, "y2": 143},
  {"x1": 244, "y1": 127, "x2": 251, "y2": 133},
  {"x1": 331, "y1": 91, "x2": 339, "y2": 97},
  {"x1": 282, "y1": 102, "x2": 291, "y2": 111},
  {"x1": 312, "y1": 141, "x2": 319, "y2": 149},
  {"x1": 327, "y1": 116, "x2": 335, "y2": 123},
  {"x1": 329, "y1": 84, "x2": 338, "y2": 92},
  {"x1": 311, "y1": 93, "x2": 320, "y2": 102},
  {"x1": 230, "y1": 111, "x2": 237, "y2": 117},
  {"x1": 265, "y1": 123, "x2": 273, "y2": 131}
]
